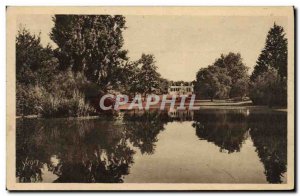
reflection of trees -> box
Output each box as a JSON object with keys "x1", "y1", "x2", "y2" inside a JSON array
[
  {"x1": 16, "y1": 119, "x2": 52, "y2": 182},
  {"x1": 16, "y1": 111, "x2": 169, "y2": 183},
  {"x1": 123, "y1": 110, "x2": 168, "y2": 155},
  {"x1": 16, "y1": 118, "x2": 134, "y2": 183},
  {"x1": 16, "y1": 109, "x2": 288, "y2": 184},
  {"x1": 192, "y1": 109, "x2": 249, "y2": 153},
  {"x1": 192, "y1": 109, "x2": 287, "y2": 183},
  {"x1": 17, "y1": 158, "x2": 44, "y2": 182},
  {"x1": 248, "y1": 111, "x2": 287, "y2": 183}
]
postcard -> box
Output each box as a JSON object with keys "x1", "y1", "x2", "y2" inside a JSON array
[{"x1": 6, "y1": 6, "x2": 294, "y2": 191}]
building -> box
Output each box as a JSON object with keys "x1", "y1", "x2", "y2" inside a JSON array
[{"x1": 168, "y1": 83, "x2": 194, "y2": 96}]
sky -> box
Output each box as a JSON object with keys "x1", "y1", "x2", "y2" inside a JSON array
[{"x1": 17, "y1": 15, "x2": 288, "y2": 81}]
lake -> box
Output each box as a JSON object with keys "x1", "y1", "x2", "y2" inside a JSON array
[{"x1": 16, "y1": 107, "x2": 287, "y2": 184}]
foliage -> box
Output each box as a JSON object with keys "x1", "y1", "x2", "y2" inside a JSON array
[
  {"x1": 214, "y1": 52, "x2": 249, "y2": 98},
  {"x1": 16, "y1": 27, "x2": 57, "y2": 116},
  {"x1": 250, "y1": 24, "x2": 287, "y2": 106},
  {"x1": 251, "y1": 23, "x2": 287, "y2": 81},
  {"x1": 136, "y1": 54, "x2": 161, "y2": 95},
  {"x1": 170, "y1": 81, "x2": 191, "y2": 86},
  {"x1": 16, "y1": 28, "x2": 54, "y2": 83},
  {"x1": 122, "y1": 54, "x2": 163, "y2": 96},
  {"x1": 195, "y1": 53, "x2": 249, "y2": 100},
  {"x1": 118, "y1": 61, "x2": 143, "y2": 96},
  {"x1": 16, "y1": 84, "x2": 43, "y2": 116},
  {"x1": 16, "y1": 27, "x2": 95, "y2": 117},
  {"x1": 249, "y1": 69, "x2": 287, "y2": 106},
  {"x1": 157, "y1": 78, "x2": 170, "y2": 94},
  {"x1": 50, "y1": 15, "x2": 128, "y2": 89},
  {"x1": 39, "y1": 89, "x2": 95, "y2": 118}
]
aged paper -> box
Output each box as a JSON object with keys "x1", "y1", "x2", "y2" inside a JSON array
[{"x1": 7, "y1": 6, "x2": 294, "y2": 191}]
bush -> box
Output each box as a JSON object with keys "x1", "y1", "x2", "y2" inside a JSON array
[
  {"x1": 39, "y1": 90, "x2": 95, "y2": 118},
  {"x1": 16, "y1": 84, "x2": 43, "y2": 116},
  {"x1": 17, "y1": 69, "x2": 96, "y2": 118}
]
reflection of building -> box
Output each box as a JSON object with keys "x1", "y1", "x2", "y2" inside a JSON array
[
  {"x1": 168, "y1": 83, "x2": 194, "y2": 96},
  {"x1": 168, "y1": 109, "x2": 194, "y2": 121}
]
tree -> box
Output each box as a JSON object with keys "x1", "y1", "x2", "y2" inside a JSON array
[
  {"x1": 195, "y1": 52, "x2": 249, "y2": 101},
  {"x1": 250, "y1": 23, "x2": 287, "y2": 106},
  {"x1": 16, "y1": 28, "x2": 55, "y2": 86},
  {"x1": 16, "y1": 27, "x2": 96, "y2": 117},
  {"x1": 157, "y1": 78, "x2": 170, "y2": 94},
  {"x1": 251, "y1": 23, "x2": 287, "y2": 81},
  {"x1": 16, "y1": 27, "x2": 57, "y2": 115},
  {"x1": 50, "y1": 15, "x2": 128, "y2": 90},
  {"x1": 135, "y1": 54, "x2": 161, "y2": 96},
  {"x1": 118, "y1": 55, "x2": 168, "y2": 96},
  {"x1": 195, "y1": 65, "x2": 231, "y2": 101},
  {"x1": 213, "y1": 52, "x2": 249, "y2": 98},
  {"x1": 119, "y1": 61, "x2": 143, "y2": 96}
]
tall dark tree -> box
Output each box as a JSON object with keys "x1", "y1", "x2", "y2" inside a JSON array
[
  {"x1": 16, "y1": 28, "x2": 55, "y2": 85},
  {"x1": 251, "y1": 23, "x2": 287, "y2": 81},
  {"x1": 250, "y1": 23, "x2": 287, "y2": 106},
  {"x1": 50, "y1": 15, "x2": 128, "y2": 89}
]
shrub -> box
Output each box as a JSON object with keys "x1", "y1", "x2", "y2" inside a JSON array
[
  {"x1": 17, "y1": 69, "x2": 96, "y2": 118},
  {"x1": 16, "y1": 84, "x2": 44, "y2": 116},
  {"x1": 38, "y1": 90, "x2": 95, "y2": 118}
]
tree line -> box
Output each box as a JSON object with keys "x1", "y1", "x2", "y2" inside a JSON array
[
  {"x1": 16, "y1": 17, "x2": 288, "y2": 117},
  {"x1": 194, "y1": 23, "x2": 287, "y2": 107}
]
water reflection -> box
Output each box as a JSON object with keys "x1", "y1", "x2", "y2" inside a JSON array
[
  {"x1": 17, "y1": 119, "x2": 134, "y2": 183},
  {"x1": 16, "y1": 108, "x2": 287, "y2": 183},
  {"x1": 123, "y1": 110, "x2": 168, "y2": 155},
  {"x1": 193, "y1": 110, "x2": 249, "y2": 153},
  {"x1": 248, "y1": 112, "x2": 287, "y2": 183}
]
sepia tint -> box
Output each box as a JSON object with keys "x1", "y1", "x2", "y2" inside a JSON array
[{"x1": 6, "y1": 6, "x2": 294, "y2": 191}]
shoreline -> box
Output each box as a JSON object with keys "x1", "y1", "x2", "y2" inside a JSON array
[{"x1": 16, "y1": 101, "x2": 287, "y2": 119}]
